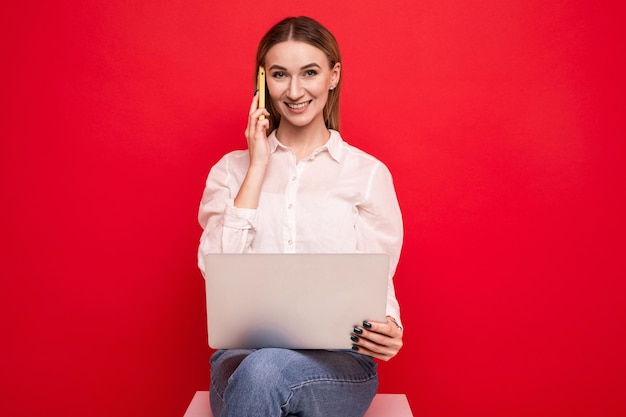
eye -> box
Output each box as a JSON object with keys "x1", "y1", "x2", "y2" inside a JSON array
[
  {"x1": 272, "y1": 71, "x2": 287, "y2": 79},
  {"x1": 304, "y1": 70, "x2": 318, "y2": 77}
]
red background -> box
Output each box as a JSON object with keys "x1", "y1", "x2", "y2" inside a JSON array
[{"x1": 2, "y1": 1, "x2": 625, "y2": 416}]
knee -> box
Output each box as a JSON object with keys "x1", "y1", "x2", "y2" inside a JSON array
[{"x1": 229, "y1": 348, "x2": 289, "y2": 390}]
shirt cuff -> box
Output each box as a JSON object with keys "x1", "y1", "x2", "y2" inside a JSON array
[{"x1": 223, "y1": 198, "x2": 258, "y2": 229}]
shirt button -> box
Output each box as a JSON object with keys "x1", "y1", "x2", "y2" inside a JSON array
[
  {"x1": 291, "y1": 176, "x2": 297, "y2": 181},
  {"x1": 288, "y1": 240, "x2": 293, "y2": 245},
  {"x1": 287, "y1": 204, "x2": 293, "y2": 209}
]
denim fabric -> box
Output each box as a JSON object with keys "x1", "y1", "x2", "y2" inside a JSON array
[{"x1": 210, "y1": 348, "x2": 378, "y2": 417}]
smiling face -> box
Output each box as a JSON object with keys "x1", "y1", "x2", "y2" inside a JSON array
[{"x1": 265, "y1": 41, "x2": 341, "y2": 132}]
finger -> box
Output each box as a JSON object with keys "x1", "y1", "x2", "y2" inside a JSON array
[
  {"x1": 352, "y1": 345, "x2": 388, "y2": 361},
  {"x1": 249, "y1": 90, "x2": 260, "y2": 114},
  {"x1": 354, "y1": 328, "x2": 400, "y2": 350},
  {"x1": 248, "y1": 109, "x2": 270, "y2": 132},
  {"x1": 352, "y1": 337, "x2": 402, "y2": 362},
  {"x1": 351, "y1": 323, "x2": 403, "y2": 358},
  {"x1": 249, "y1": 91, "x2": 270, "y2": 119},
  {"x1": 251, "y1": 114, "x2": 270, "y2": 138},
  {"x1": 246, "y1": 108, "x2": 270, "y2": 142},
  {"x1": 361, "y1": 320, "x2": 397, "y2": 338},
  {"x1": 246, "y1": 93, "x2": 264, "y2": 142},
  {"x1": 351, "y1": 339, "x2": 396, "y2": 362}
]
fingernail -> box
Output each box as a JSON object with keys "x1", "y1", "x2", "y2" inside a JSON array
[
  {"x1": 363, "y1": 321, "x2": 372, "y2": 329},
  {"x1": 350, "y1": 335, "x2": 360, "y2": 343},
  {"x1": 353, "y1": 327, "x2": 363, "y2": 335},
  {"x1": 351, "y1": 345, "x2": 359, "y2": 351},
  {"x1": 254, "y1": 89, "x2": 259, "y2": 96}
]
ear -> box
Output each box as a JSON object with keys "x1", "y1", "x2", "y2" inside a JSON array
[{"x1": 330, "y1": 62, "x2": 341, "y2": 86}]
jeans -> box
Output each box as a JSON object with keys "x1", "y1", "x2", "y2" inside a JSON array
[{"x1": 209, "y1": 348, "x2": 378, "y2": 417}]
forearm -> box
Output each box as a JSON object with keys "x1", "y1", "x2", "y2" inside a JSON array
[{"x1": 234, "y1": 163, "x2": 267, "y2": 209}]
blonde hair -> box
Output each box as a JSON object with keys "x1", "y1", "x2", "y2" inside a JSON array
[{"x1": 255, "y1": 16, "x2": 342, "y2": 132}]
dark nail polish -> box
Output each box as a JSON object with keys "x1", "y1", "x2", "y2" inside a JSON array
[
  {"x1": 254, "y1": 89, "x2": 259, "y2": 96},
  {"x1": 363, "y1": 321, "x2": 372, "y2": 329},
  {"x1": 352, "y1": 345, "x2": 359, "y2": 351},
  {"x1": 353, "y1": 327, "x2": 363, "y2": 335},
  {"x1": 351, "y1": 335, "x2": 360, "y2": 343}
]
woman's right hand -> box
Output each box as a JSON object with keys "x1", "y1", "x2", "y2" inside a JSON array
[
  {"x1": 245, "y1": 91, "x2": 271, "y2": 168},
  {"x1": 234, "y1": 92, "x2": 271, "y2": 209}
]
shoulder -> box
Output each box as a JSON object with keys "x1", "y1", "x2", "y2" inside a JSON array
[
  {"x1": 332, "y1": 130, "x2": 391, "y2": 173},
  {"x1": 211, "y1": 149, "x2": 249, "y2": 170},
  {"x1": 218, "y1": 149, "x2": 249, "y2": 162},
  {"x1": 205, "y1": 150, "x2": 250, "y2": 184}
]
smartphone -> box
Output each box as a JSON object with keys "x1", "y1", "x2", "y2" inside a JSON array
[{"x1": 257, "y1": 66, "x2": 266, "y2": 120}]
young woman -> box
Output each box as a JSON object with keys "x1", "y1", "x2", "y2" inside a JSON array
[{"x1": 197, "y1": 16, "x2": 404, "y2": 417}]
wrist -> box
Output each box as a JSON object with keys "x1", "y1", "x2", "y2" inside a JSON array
[{"x1": 387, "y1": 315, "x2": 403, "y2": 331}]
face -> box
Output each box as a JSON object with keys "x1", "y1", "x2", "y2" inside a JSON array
[{"x1": 264, "y1": 41, "x2": 341, "y2": 130}]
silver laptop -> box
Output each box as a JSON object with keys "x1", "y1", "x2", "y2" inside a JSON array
[{"x1": 204, "y1": 253, "x2": 388, "y2": 350}]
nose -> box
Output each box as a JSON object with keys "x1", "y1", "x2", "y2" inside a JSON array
[{"x1": 286, "y1": 77, "x2": 303, "y2": 100}]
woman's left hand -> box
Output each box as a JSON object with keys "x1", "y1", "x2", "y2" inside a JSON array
[{"x1": 351, "y1": 316, "x2": 403, "y2": 361}]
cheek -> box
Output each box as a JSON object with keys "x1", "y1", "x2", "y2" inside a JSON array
[
  {"x1": 267, "y1": 81, "x2": 283, "y2": 102},
  {"x1": 313, "y1": 86, "x2": 330, "y2": 104},
  {"x1": 286, "y1": 81, "x2": 325, "y2": 103},
  {"x1": 268, "y1": 92, "x2": 283, "y2": 110}
]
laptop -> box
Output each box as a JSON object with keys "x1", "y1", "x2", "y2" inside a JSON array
[{"x1": 204, "y1": 253, "x2": 389, "y2": 350}]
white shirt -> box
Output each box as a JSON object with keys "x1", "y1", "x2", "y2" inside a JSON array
[{"x1": 197, "y1": 129, "x2": 404, "y2": 326}]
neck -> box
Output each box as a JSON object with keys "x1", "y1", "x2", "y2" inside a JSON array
[{"x1": 276, "y1": 120, "x2": 330, "y2": 161}]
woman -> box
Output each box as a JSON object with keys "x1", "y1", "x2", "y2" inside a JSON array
[{"x1": 198, "y1": 16, "x2": 404, "y2": 417}]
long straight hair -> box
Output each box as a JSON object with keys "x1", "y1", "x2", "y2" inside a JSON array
[{"x1": 255, "y1": 16, "x2": 342, "y2": 133}]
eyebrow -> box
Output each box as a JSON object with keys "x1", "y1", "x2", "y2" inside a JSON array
[{"x1": 268, "y1": 63, "x2": 322, "y2": 71}]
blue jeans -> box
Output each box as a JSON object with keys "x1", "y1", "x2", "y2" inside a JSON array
[{"x1": 210, "y1": 348, "x2": 378, "y2": 417}]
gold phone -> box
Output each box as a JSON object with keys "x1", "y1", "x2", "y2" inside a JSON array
[{"x1": 257, "y1": 66, "x2": 266, "y2": 120}]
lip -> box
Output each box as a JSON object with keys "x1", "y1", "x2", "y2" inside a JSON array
[{"x1": 284, "y1": 100, "x2": 312, "y2": 114}]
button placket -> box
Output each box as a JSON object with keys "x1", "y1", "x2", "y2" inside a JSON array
[{"x1": 284, "y1": 166, "x2": 299, "y2": 252}]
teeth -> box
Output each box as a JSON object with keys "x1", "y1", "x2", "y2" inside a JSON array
[{"x1": 287, "y1": 101, "x2": 309, "y2": 109}]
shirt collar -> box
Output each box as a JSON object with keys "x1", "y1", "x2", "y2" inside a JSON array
[
  {"x1": 326, "y1": 130, "x2": 343, "y2": 162},
  {"x1": 267, "y1": 129, "x2": 343, "y2": 163}
]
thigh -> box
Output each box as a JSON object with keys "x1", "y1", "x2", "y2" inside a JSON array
[
  {"x1": 263, "y1": 349, "x2": 378, "y2": 386},
  {"x1": 213, "y1": 348, "x2": 378, "y2": 417},
  {"x1": 272, "y1": 349, "x2": 378, "y2": 417}
]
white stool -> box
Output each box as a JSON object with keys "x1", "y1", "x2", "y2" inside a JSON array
[{"x1": 183, "y1": 391, "x2": 414, "y2": 417}]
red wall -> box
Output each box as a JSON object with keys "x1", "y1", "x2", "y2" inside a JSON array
[{"x1": 3, "y1": 1, "x2": 625, "y2": 416}]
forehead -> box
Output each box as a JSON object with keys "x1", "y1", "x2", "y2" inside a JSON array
[{"x1": 265, "y1": 41, "x2": 329, "y2": 68}]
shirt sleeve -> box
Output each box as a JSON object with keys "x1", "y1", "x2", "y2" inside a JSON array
[
  {"x1": 197, "y1": 155, "x2": 258, "y2": 277},
  {"x1": 355, "y1": 162, "x2": 405, "y2": 328}
]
